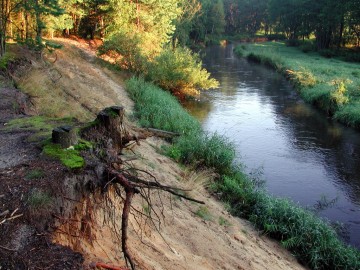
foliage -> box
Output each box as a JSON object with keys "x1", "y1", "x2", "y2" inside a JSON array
[
  {"x1": 106, "y1": 0, "x2": 181, "y2": 55},
  {"x1": 98, "y1": 31, "x2": 145, "y2": 73},
  {"x1": 146, "y1": 47, "x2": 219, "y2": 96},
  {"x1": 0, "y1": 52, "x2": 15, "y2": 69},
  {"x1": 43, "y1": 143, "x2": 85, "y2": 169}
]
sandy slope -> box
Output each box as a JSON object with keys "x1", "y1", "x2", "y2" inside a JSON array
[{"x1": 20, "y1": 38, "x2": 306, "y2": 270}]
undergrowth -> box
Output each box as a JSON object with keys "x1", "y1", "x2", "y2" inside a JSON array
[
  {"x1": 125, "y1": 76, "x2": 360, "y2": 269},
  {"x1": 234, "y1": 42, "x2": 360, "y2": 129}
]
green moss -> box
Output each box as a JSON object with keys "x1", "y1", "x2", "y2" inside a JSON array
[
  {"x1": 74, "y1": 139, "x2": 93, "y2": 151},
  {"x1": 43, "y1": 143, "x2": 85, "y2": 169},
  {"x1": 6, "y1": 116, "x2": 76, "y2": 142}
]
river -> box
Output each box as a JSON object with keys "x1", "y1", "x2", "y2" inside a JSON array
[{"x1": 184, "y1": 44, "x2": 360, "y2": 249}]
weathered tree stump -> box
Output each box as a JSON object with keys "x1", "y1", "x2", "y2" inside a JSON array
[
  {"x1": 95, "y1": 106, "x2": 130, "y2": 152},
  {"x1": 52, "y1": 125, "x2": 78, "y2": 148}
]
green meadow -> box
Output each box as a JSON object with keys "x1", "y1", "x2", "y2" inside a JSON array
[{"x1": 235, "y1": 42, "x2": 360, "y2": 128}]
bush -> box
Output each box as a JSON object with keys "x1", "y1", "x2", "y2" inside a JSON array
[
  {"x1": 98, "y1": 32, "x2": 146, "y2": 74},
  {"x1": 286, "y1": 39, "x2": 302, "y2": 47},
  {"x1": 299, "y1": 42, "x2": 316, "y2": 53},
  {"x1": 319, "y1": 49, "x2": 337, "y2": 58},
  {"x1": 146, "y1": 47, "x2": 219, "y2": 97},
  {"x1": 344, "y1": 51, "x2": 360, "y2": 63},
  {"x1": 266, "y1": 34, "x2": 287, "y2": 41}
]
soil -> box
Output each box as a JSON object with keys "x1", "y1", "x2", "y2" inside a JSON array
[{"x1": 0, "y1": 38, "x2": 308, "y2": 270}]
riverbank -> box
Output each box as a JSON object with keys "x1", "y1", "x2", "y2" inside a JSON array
[
  {"x1": 0, "y1": 38, "x2": 308, "y2": 270},
  {"x1": 234, "y1": 42, "x2": 360, "y2": 129},
  {"x1": 128, "y1": 74, "x2": 360, "y2": 269}
]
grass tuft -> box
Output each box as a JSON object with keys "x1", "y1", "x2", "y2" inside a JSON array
[{"x1": 25, "y1": 169, "x2": 45, "y2": 180}]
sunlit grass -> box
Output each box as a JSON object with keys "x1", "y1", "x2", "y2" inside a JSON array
[{"x1": 235, "y1": 42, "x2": 360, "y2": 128}]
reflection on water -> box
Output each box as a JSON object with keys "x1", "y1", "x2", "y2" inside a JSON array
[{"x1": 184, "y1": 45, "x2": 360, "y2": 249}]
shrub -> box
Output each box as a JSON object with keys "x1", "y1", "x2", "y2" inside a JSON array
[
  {"x1": 266, "y1": 34, "x2": 286, "y2": 41},
  {"x1": 286, "y1": 39, "x2": 301, "y2": 47},
  {"x1": 299, "y1": 42, "x2": 316, "y2": 53},
  {"x1": 98, "y1": 32, "x2": 146, "y2": 74},
  {"x1": 319, "y1": 49, "x2": 337, "y2": 58},
  {"x1": 146, "y1": 47, "x2": 219, "y2": 97}
]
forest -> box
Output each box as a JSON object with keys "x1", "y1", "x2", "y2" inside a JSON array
[
  {"x1": 0, "y1": 0, "x2": 359, "y2": 109},
  {"x1": 1, "y1": 0, "x2": 360, "y2": 52}
]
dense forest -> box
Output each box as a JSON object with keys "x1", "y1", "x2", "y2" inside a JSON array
[
  {"x1": 1, "y1": 0, "x2": 360, "y2": 52},
  {"x1": 0, "y1": 0, "x2": 359, "y2": 94}
]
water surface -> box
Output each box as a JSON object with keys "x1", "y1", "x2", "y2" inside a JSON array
[{"x1": 184, "y1": 45, "x2": 360, "y2": 248}]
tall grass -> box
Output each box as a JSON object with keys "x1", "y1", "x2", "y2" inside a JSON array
[
  {"x1": 235, "y1": 42, "x2": 360, "y2": 129},
  {"x1": 125, "y1": 76, "x2": 360, "y2": 269}
]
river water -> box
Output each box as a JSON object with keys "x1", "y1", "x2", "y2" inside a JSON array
[{"x1": 184, "y1": 44, "x2": 360, "y2": 249}]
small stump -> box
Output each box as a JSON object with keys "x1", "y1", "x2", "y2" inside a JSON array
[{"x1": 52, "y1": 125, "x2": 78, "y2": 148}]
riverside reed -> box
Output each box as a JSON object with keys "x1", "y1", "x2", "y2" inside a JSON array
[
  {"x1": 126, "y1": 76, "x2": 360, "y2": 270},
  {"x1": 234, "y1": 42, "x2": 360, "y2": 129}
]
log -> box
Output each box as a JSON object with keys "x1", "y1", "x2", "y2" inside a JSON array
[{"x1": 52, "y1": 125, "x2": 78, "y2": 148}]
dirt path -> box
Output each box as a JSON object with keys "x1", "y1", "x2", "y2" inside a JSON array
[
  {"x1": 1, "y1": 39, "x2": 308, "y2": 270},
  {"x1": 0, "y1": 80, "x2": 38, "y2": 168}
]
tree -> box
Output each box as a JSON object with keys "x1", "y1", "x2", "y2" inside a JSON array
[{"x1": 0, "y1": 0, "x2": 22, "y2": 56}]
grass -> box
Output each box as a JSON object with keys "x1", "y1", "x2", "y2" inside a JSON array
[
  {"x1": 234, "y1": 42, "x2": 360, "y2": 129},
  {"x1": 125, "y1": 76, "x2": 360, "y2": 269},
  {"x1": 195, "y1": 206, "x2": 213, "y2": 221},
  {"x1": 28, "y1": 189, "x2": 53, "y2": 209},
  {"x1": 25, "y1": 169, "x2": 45, "y2": 180},
  {"x1": 218, "y1": 216, "x2": 231, "y2": 227}
]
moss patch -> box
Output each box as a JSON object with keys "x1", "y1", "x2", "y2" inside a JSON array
[{"x1": 43, "y1": 143, "x2": 85, "y2": 169}]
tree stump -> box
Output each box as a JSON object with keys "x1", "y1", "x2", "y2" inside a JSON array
[
  {"x1": 52, "y1": 125, "x2": 78, "y2": 148},
  {"x1": 95, "y1": 106, "x2": 129, "y2": 152}
]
